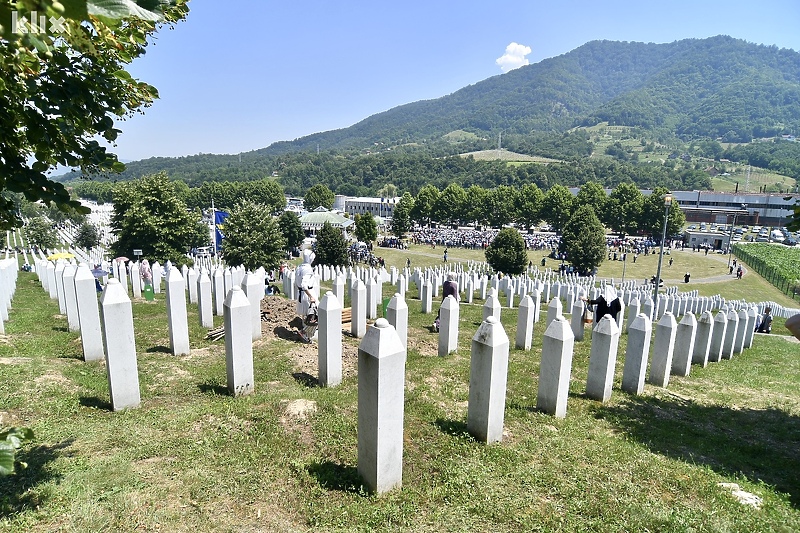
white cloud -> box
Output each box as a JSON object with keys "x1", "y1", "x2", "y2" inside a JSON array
[{"x1": 496, "y1": 42, "x2": 532, "y2": 73}]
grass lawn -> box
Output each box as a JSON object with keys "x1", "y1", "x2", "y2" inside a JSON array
[{"x1": 1, "y1": 246, "x2": 799, "y2": 531}]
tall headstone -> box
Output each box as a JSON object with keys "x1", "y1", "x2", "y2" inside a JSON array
[
  {"x1": 213, "y1": 268, "x2": 225, "y2": 316},
  {"x1": 438, "y1": 295, "x2": 459, "y2": 357},
  {"x1": 46, "y1": 261, "x2": 57, "y2": 300},
  {"x1": 358, "y1": 319, "x2": 406, "y2": 494},
  {"x1": 515, "y1": 295, "x2": 534, "y2": 351},
  {"x1": 386, "y1": 293, "x2": 408, "y2": 349},
  {"x1": 621, "y1": 314, "x2": 652, "y2": 395},
  {"x1": 648, "y1": 312, "x2": 677, "y2": 387},
  {"x1": 671, "y1": 312, "x2": 697, "y2": 377},
  {"x1": 585, "y1": 315, "x2": 620, "y2": 402},
  {"x1": 536, "y1": 316, "x2": 574, "y2": 418},
  {"x1": 197, "y1": 270, "x2": 214, "y2": 328},
  {"x1": 333, "y1": 274, "x2": 346, "y2": 308},
  {"x1": 733, "y1": 309, "x2": 748, "y2": 354},
  {"x1": 100, "y1": 279, "x2": 140, "y2": 410},
  {"x1": 545, "y1": 297, "x2": 562, "y2": 331},
  {"x1": 721, "y1": 309, "x2": 739, "y2": 360},
  {"x1": 421, "y1": 279, "x2": 433, "y2": 314},
  {"x1": 241, "y1": 272, "x2": 263, "y2": 341},
  {"x1": 62, "y1": 264, "x2": 80, "y2": 332},
  {"x1": 482, "y1": 290, "x2": 501, "y2": 321},
  {"x1": 692, "y1": 310, "x2": 714, "y2": 367},
  {"x1": 532, "y1": 289, "x2": 542, "y2": 323},
  {"x1": 131, "y1": 262, "x2": 142, "y2": 299},
  {"x1": 708, "y1": 311, "x2": 728, "y2": 363},
  {"x1": 467, "y1": 316, "x2": 509, "y2": 443},
  {"x1": 318, "y1": 291, "x2": 342, "y2": 387},
  {"x1": 55, "y1": 261, "x2": 66, "y2": 313},
  {"x1": 366, "y1": 276, "x2": 378, "y2": 320},
  {"x1": 152, "y1": 262, "x2": 162, "y2": 294},
  {"x1": 187, "y1": 267, "x2": 198, "y2": 304},
  {"x1": 165, "y1": 266, "x2": 190, "y2": 356},
  {"x1": 570, "y1": 299, "x2": 585, "y2": 341},
  {"x1": 744, "y1": 306, "x2": 758, "y2": 349},
  {"x1": 74, "y1": 265, "x2": 104, "y2": 362},
  {"x1": 626, "y1": 297, "x2": 641, "y2": 333},
  {"x1": 224, "y1": 286, "x2": 254, "y2": 397},
  {"x1": 351, "y1": 279, "x2": 367, "y2": 338}
]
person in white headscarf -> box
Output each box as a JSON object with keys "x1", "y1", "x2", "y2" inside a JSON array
[
  {"x1": 295, "y1": 249, "x2": 318, "y2": 342},
  {"x1": 140, "y1": 259, "x2": 153, "y2": 288},
  {"x1": 583, "y1": 284, "x2": 621, "y2": 323}
]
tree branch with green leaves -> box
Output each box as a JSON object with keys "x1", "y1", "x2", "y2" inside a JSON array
[{"x1": 0, "y1": 0, "x2": 189, "y2": 229}]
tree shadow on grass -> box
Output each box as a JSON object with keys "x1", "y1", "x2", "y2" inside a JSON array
[
  {"x1": 79, "y1": 396, "x2": 112, "y2": 411},
  {"x1": 197, "y1": 382, "x2": 229, "y2": 396},
  {"x1": 145, "y1": 345, "x2": 173, "y2": 354},
  {"x1": 0, "y1": 438, "x2": 74, "y2": 518},
  {"x1": 292, "y1": 372, "x2": 319, "y2": 388},
  {"x1": 433, "y1": 418, "x2": 475, "y2": 441},
  {"x1": 597, "y1": 395, "x2": 800, "y2": 507},
  {"x1": 306, "y1": 461, "x2": 363, "y2": 493}
]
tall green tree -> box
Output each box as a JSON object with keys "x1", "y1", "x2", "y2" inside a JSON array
[
  {"x1": 313, "y1": 221, "x2": 349, "y2": 267},
  {"x1": 540, "y1": 184, "x2": 574, "y2": 233},
  {"x1": 465, "y1": 185, "x2": 488, "y2": 227},
  {"x1": 560, "y1": 205, "x2": 606, "y2": 274},
  {"x1": 606, "y1": 182, "x2": 644, "y2": 236},
  {"x1": 354, "y1": 212, "x2": 378, "y2": 243},
  {"x1": 304, "y1": 184, "x2": 334, "y2": 211},
  {"x1": 410, "y1": 185, "x2": 440, "y2": 227},
  {"x1": 277, "y1": 211, "x2": 304, "y2": 250},
  {"x1": 515, "y1": 183, "x2": 544, "y2": 230},
  {"x1": 24, "y1": 217, "x2": 57, "y2": 250},
  {"x1": 485, "y1": 186, "x2": 519, "y2": 228},
  {"x1": 0, "y1": 0, "x2": 190, "y2": 229},
  {"x1": 641, "y1": 188, "x2": 686, "y2": 240},
  {"x1": 110, "y1": 173, "x2": 207, "y2": 264},
  {"x1": 434, "y1": 183, "x2": 467, "y2": 226},
  {"x1": 74, "y1": 222, "x2": 99, "y2": 250},
  {"x1": 575, "y1": 181, "x2": 607, "y2": 215},
  {"x1": 485, "y1": 228, "x2": 527, "y2": 275},
  {"x1": 220, "y1": 201, "x2": 286, "y2": 271},
  {"x1": 390, "y1": 192, "x2": 414, "y2": 238}
]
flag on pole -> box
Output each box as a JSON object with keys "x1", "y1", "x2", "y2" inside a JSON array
[{"x1": 214, "y1": 210, "x2": 230, "y2": 250}]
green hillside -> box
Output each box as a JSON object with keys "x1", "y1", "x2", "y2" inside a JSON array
[{"x1": 261, "y1": 36, "x2": 800, "y2": 154}]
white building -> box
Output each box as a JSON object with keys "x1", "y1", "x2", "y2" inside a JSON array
[{"x1": 343, "y1": 196, "x2": 401, "y2": 220}]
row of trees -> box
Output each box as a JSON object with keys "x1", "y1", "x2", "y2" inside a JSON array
[{"x1": 392, "y1": 181, "x2": 685, "y2": 239}]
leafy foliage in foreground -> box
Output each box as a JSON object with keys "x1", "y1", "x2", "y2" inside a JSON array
[
  {"x1": 0, "y1": 0, "x2": 189, "y2": 229},
  {"x1": 0, "y1": 427, "x2": 33, "y2": 476}
]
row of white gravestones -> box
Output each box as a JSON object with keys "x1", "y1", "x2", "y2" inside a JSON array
[{"x1": 0, "y1": 258, "x2": 18, "y2": 335}]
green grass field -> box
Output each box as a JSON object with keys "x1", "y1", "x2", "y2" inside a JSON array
[{"x1": 1, "y1": 245, "x2": 799, "y2": 531}]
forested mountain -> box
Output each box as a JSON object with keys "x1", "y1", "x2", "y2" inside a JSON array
[
  {"x1": 62, "y1": 36, "x2": 800, "y2": 197},
  {"x1": 263, "y1": 36, "x2": 800, "y2": 153}
]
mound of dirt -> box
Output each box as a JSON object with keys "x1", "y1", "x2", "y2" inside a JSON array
[{"x1": 259, "y1": 295, "x2": 360, "y2": 381}]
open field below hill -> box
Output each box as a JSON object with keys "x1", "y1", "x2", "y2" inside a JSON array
[
  {"x1": 1, "y1": 248, "x2": 799, "y2": 531},
  {"x1": 460, "y1": 149, "x2": 560, "y2": 164}
]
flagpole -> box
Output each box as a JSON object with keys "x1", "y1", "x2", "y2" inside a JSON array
[{"x1": 212, "y1": 197, "x2": 216, "y2": 256}]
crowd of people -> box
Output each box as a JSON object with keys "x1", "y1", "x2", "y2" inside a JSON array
[{"x1": 410, "y1": 227, "x2": 561, "y2": 251}]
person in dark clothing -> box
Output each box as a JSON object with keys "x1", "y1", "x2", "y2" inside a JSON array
[
  {"x1": 684, "y1": 272, "x2": 691, "y2": 283},
  {"x1": 582, "y1": 285, "x2": 622, "y2": 323},
  {"x1": 434, "y1": 272, "x2": 459, "y2": 331},
  {"x1": 756, "y1": 307, "x2": 773, "y2": 333}
]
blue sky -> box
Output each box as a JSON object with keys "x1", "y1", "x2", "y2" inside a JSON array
[{"x1": 113, "y1": 0, "x2": 800, "y2": 161}]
